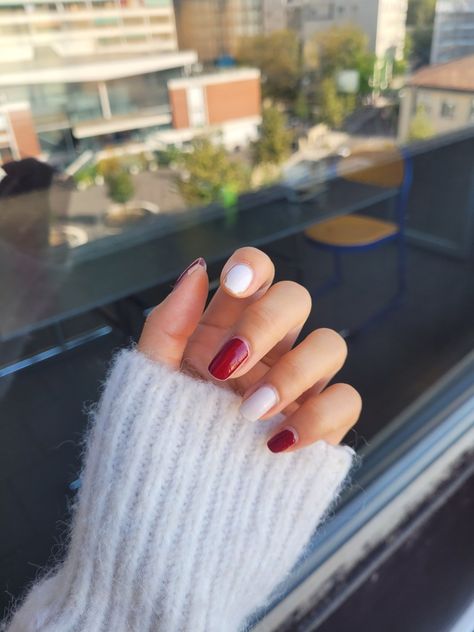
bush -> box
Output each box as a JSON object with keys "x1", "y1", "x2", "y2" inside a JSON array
[{"x1": 106, "y1": 170, "x2": 135, "y2": 204}]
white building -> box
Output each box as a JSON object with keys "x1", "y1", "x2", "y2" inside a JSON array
[
  {"x1": 0, "y1": 0, "x2": 197, "y2": 162},
  {"x1": 431, "y1": 0, "x2": 474, "y2": 64},
  {"x1": 288, "y1": 0, "x2": 408, "y2": 61}
]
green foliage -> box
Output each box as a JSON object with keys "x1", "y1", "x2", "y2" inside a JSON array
[
  {"x1": 317, "y1": 78, "x2": 346, "y2": 128},
  {"x1": 407, "y1": 0, "x2": 436, "y2": 66},
  {"x1": 357, "y1": 52, "x2": 377, "y2": 94},
  {"x1": 294, "y1": 91, "x2": 310, "y2": 121},
  {"x1": 97, "y1": 156, "x2": 122, "y2": 179},
  {"x1": 409, "y1": 105, "x2": 435, "y2": 141},
  {"x1": 97, "y1": 156, "x2": 135, "y2": 203},
  {"x1": 175, "y1": 138, "x2": 250, "y2": 206},
  {"x1": 253, "y1": 106, "x2": 292, "y2": 166},
  {"x1": 236, "y1": 29, "x2": 301, "y2": 102},
  {"x1": 305, "y1": 24, "x2": 369, "y2": 78},
  {"x1": 73, "y1": 163, "x2": 97, "y2": 187},
  {"x1": 106, "y1": 170, "x2": 135, "y2": 204}
]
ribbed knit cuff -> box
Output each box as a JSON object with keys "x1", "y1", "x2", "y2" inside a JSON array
[{"x1": 6, "y1": 349, "x2": 354, "y2": 632}]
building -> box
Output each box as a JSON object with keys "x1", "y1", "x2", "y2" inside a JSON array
[
  {"x1": 173, "y1": 0, "x2": 263, "y2": 62},
  {"x1": 262, "y1": 0, "x2": 288, "y2": 33},
  {"x1": 431, "y1": 0, "x2": 474, "y2": 64},
  {"x1": 0, "y1": 102, "x2": 41, "y2": 162},
  {"x1": 166, "y1": 68, "x2": 261, "y2": 148},
  {"x1": 398, "y1": 54, "x2": 474, "y2": 142},
  {"x1": 0, "y1": 0, "x2": 197, "y2": 164},
  {"x1": 289, "y1": 0, "x2": 408, "y2": 61}
]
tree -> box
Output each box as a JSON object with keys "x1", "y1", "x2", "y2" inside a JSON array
[
  {"x1": 317, "y1": 78, "x2": 346, "y2": 128},
  {"x1": 408, "y1": 105, "x2": 434, "y2": 141},
  {"x1": 176, "y1": 138, "x2": 250, "y2": 206},
  {"x1": 253, "y1": 106, "x2": 292, "y2": 166},
  {"x1": 407, "y1": 0, "x2": 436, "y2": 67},
  {"x1": 294, "y1": 90, "x2": 310, "y2": 121},
  {"x1": 236, "y1": 30, "x2": 301, "y2": 103},
  {"x1": 106, "y1": 171, "x2": 135, "y2": 204},
  {"x1": 305, "y1": 24, "x2": 369, "y2": 78},
  {"x1": 97, "y1": 158, "x2": 135, "y2": 204},
  {"x1": 304, "y1": 25, "x2": 372, "y2": 126}
]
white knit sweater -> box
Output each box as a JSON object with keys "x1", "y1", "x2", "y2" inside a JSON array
[{"x1": 5, "y1": 349, "x2": 354, "y2": 632}]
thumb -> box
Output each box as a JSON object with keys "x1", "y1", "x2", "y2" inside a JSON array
[{"x1": 138, "y1": 258, "x2": 208, "y2": 369}]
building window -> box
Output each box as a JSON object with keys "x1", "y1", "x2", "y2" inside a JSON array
[
  {"x1": 469, "y1": 98, "x2": 474, "y2": 122},
  {"x1": 440, "y1": 101, "x2": 456, "y2": 119}
]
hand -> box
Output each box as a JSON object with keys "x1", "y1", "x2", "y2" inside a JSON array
[{"x1": 138, "y1": 247, "x2": 361, "y2": 452}]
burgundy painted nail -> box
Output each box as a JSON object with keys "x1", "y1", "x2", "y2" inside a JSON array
[
  {"x1": 208, "y1": 337, "x2": 249, "y2": 380},
  {"x1": 267, "y1": 427, "x2": 298, "y2": 453},
  {"x1": 174, "y1": 257, "x2": 206, "y2": 289}
]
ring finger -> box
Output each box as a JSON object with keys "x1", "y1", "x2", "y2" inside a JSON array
[{"x1": 239, "y1": 328, "x2": 347, "y2": 422}]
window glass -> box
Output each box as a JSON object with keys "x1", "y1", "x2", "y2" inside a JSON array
[{"x1": 1, "y1": 0, "x2": 473, "y2": 626}]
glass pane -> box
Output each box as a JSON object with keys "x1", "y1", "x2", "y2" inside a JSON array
[{"x1": 1, "y1": 0, "x2": 473, "y2": 627}]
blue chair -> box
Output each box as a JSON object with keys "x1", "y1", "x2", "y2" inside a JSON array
[{"x1": 304, "y1": 145, "x2": 413, "y2": 337}]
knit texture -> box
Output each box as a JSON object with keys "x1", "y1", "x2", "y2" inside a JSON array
[{"x1": 6, "y1": 349, "x2": 354, "y2": 632}]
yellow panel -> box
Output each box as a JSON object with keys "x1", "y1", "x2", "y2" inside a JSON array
[
  {"x1": 337, "y1": 147, "x2": 404, "y2": 188},
  {"x1": 305, "y1": 214, "x2": 398, "y2": 247}
]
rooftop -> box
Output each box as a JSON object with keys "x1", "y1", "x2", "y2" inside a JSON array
[{"x1": 407, "y1": 54, "x2": 474, "y2": 92}]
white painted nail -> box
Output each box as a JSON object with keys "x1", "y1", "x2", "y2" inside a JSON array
[
  {"x1": 240, "y1": 385, "x2": 278, "y2": 422},
  {"x1": 224, "y1": 264, "x2": 254, "y2": 295}
]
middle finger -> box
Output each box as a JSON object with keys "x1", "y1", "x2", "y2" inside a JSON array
[{"x1": 208, "y1": 281, "x2": 312, "y2": 381}]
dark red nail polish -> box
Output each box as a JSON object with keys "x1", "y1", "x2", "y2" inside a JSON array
[
  {"x1": 174, "y1": 257, "x2": 206, "y2": 289},
  {"x1": 208, "y1": 337, "x2": 249, "y2": 380},
  {"x1": 267, "y1": 427, "x2": 298, "y2": 453}
]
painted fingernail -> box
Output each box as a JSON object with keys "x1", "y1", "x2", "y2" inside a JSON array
[
  {"x1": 224, "y1": 264, "x2": 254, "y2": 295},
  {"x1": 208, "y1": 337, "x2": 249, "y2": 380},
  {"x1": 267, "y1": 427, "x2": 298, "y2": 453},
  {"x1": 240, "y1": 385, "x2": 278, "y2": 421},
  {"x1": 174, "y1": 257, "x2": 206, "y2": 289}
]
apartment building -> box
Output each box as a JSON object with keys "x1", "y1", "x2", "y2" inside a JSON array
[
  {"x1": 398, "y1": 55, "x2": 474, "y2": 142},
  {"x1": 431, "y1": 0, "x2": 474, "y2": 64},
  {"x1": 289, "y1": 0, "x2": 408, "y2": 60},
  {"x1": 173, "y1": 0, "x2": 262, "y2": 62},
  {"x1": 0, "y1": 0, "x2": 197, "y2": 162}
]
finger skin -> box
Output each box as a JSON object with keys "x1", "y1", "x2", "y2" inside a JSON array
[
  {"x1": 138, "y1": 262, "x2": 208, "y2": 369},
  {"x1": 199, "y1": 247, "x2": 275, "y2": 337},
  {"x1": 240, "y1": 328, "x2": 347, "y2": 421},
  {"x1": 268, "y1": 383, "x2": 362, "y2": 452},
  {"x1": 208, "y1": 281, "x2": 312, "y2": 380}
]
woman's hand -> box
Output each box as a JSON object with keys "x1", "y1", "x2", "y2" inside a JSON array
[{"x1": 138, "y1": 247, "x2": 361, "y2": 452}]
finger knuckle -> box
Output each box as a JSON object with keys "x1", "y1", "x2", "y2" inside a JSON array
[
  {"x1": 233, "y1": 246, "x2": 272, "y2": 266},
  {"x1": 273, "y1": 281, "x2": 312, "y2": 314},
  {"x1": 245, "y1": 304, "x2": 277, "y2": 334},
  {"x1": 312, "y1": 328, "x2": 348, "y2": 362},
  {"x1": 278, "y1": 356, "x2": 307, "y2": 386},
  {"x1": 337, "y1": 383, "x2": 363, "y2": 418}
]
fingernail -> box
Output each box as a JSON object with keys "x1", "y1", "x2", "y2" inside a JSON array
[
  {"x1": 174, "y1": 257, "x2": 206, "y2": 289},
  {"x1": 208, "y1": 337, "x2": 249, "y2": 380},
  {"x1": 240, "y1": 385, "x2": 278, "y2": 421},
  {"x1": 224, "y1": 264, "x2": 253, "y2": 295},
  {"x1": 267, "y1": 427, "x2": 298, "y2": 453}
]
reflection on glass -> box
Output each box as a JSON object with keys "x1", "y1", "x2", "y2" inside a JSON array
[{"x1": 1, "y1": 0, "x2": 474, "y2": 622}]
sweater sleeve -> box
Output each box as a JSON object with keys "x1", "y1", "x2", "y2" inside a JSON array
[{"x1": 5, "y1": 349, "x2": 354, "y2": 632}]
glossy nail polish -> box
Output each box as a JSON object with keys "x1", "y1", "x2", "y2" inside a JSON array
[
  {"x1": 174, "y1": 257, "x2": 206, "y2": 289},
  {"x1": 224, "y1": 264, "x2": 254, "y2": 295},
  {"x1": 240, "y1": 385, "x2": 278, "y2": 421},
  {"x1": 208, "y1": 337, "x2": 249, "y2": 380},
  {"x1": 267, "y1": 427, "x2": 298, "y2": 453}
]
